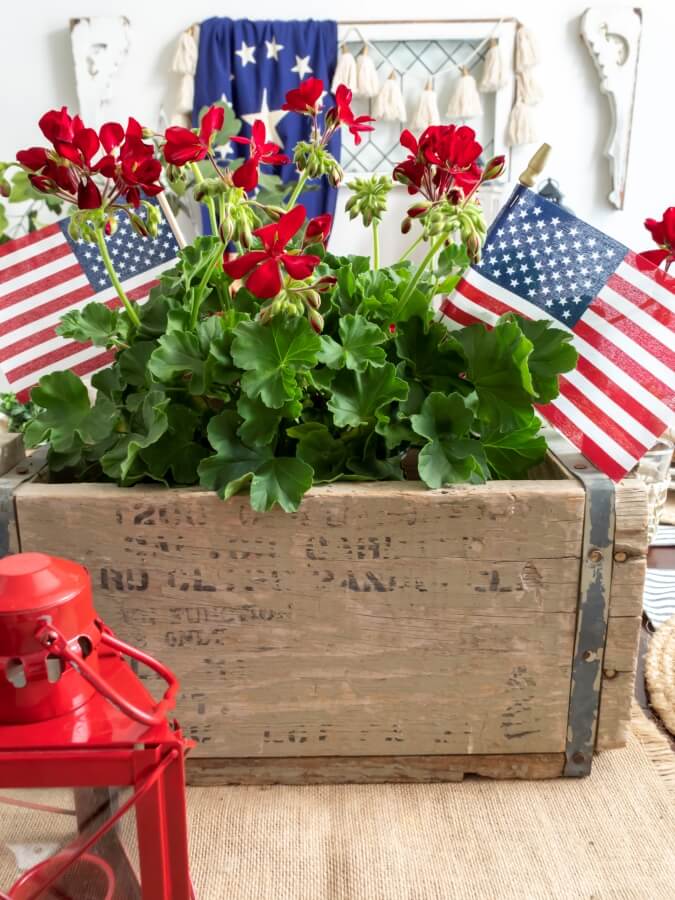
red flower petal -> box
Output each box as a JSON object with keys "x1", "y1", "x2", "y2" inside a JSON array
[
  {"x1": 54, "y1": 141, "x2": 81, "y2": 165},
  {"x1": 399, "y1": 129, "x2": 418, "y2": 155},
  {"x1": 74, "y1": 128, "x2": 100, "y2": 165},
  {"x1": 305, "y1": 213, "x2": 332, "y2": 243},
  {"x1": 232, "y1": 157, "x2": 260, "y2": 193},
  {"x1": 39, "y1": 107, "x2": 74, "y2": 143},
  {"x1": 251, "y1": 119, "x2": 266, "y2": 147},
  {"x1": 100, "y1": 122, "x2": 125, "y2": 152},
  {"x1": 254, "y1": 204, "x2": 307, "y2": 253},
  {"x1": 282, "y1": 77, "x2": 325, "y2": 113},
  {"x1": 222, "y1": 250, "x2": 268, "y2": 279},
  {"x1": 637, "y1": 249, "x2": 669, "y2": 267},
  {"x1": 199, "y1": 106, "x2": 225, "y2": 145},
  {"x1": 246, "y1": 258, "x2": 283, "y2": 298},
  {"x1": 16, "y1": 147, "x2": 49, "y2": 171},
  {"x1": 281, "y1": 253, "x2": 320, "y2": 280},
  {"x1": 126, "y1": 117, "x2": 143, "y2": 139},
  {"x1": 77, "y1": 178, "x2": 102, "y2": 210}
]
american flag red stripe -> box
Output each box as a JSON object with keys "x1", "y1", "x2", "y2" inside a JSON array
[
  {"x1": 440, "y1": 193, "x2": 675, "y2": 481},
  {"x1": 0, "y1": 212, "x2": 178, "y2": 400}
]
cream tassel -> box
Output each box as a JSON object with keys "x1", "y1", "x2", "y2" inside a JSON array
[
  {"x1": 356, "y1": 45, "x2": 380, "y2": 98},
  {"x1": 412, "y1": 79, "x2": 441, "y2": 130},
  {"x1": 479, "y1": 39, "x2": 507, "y2": 92},
  {"x1": 515, "y1": 23, "x2": 539, "y2": 71},
  {"x1": 171, "y1": 26, "x2": 199, "y2": 126},
  {"x1": 331, "y1": 44, "x2": 358, "y2": 93},
  {"x1": 507, "y1": 99, "x2": 538, "y2": 146},
  {"x1": 374, "y1": 71, "x2": 407, "y2": 122},
  {"x1": 517, "y1": 70, "x2": 543, "y2": 105},
  {"x1": 446, "y1": 67, "x2": 482, "y2": 119}
]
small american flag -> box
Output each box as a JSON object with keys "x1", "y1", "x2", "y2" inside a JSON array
[
  {"x1": 441, "y1": 184, "x2": 675, "y2": 481},
  {"x1": 0, "y1": 208, "x2": 180, "y2": 400}
]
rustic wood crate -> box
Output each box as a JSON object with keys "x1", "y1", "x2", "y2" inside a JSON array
[{"x1": 0, "y1": 436, "x2": 648, "y2": 783}]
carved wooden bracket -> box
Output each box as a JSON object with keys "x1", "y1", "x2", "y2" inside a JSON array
[
  {"x1": 580, "y1": 6, "x2": 642, "y2": 209},
  {"x1": 69, "y1": 16, "x2": 131, "y2": 129}
]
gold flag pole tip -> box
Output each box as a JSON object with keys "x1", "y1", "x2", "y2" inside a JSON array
[{"x1": 518, "y1": 143, "x2": 552, "y2": 187}]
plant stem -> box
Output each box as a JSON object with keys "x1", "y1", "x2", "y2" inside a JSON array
[
  {"x1": 190, "y1": 244, "x2": 223, "y2": 328},
  {"x1": 399, "y1": 232, "x2": 424, "y2": 262},
  {"x1": 95, "y1": 228, "x2": 141, "y2": 328},
  {"x1": 397, "y1": 233, "x2": 448, "y2": 312},
  {"x1": 285, "y1": 171, "x2": 309, "y2": 210},
  {"x1": 191, "y1": 162, "x2": 219, "y2": 234},
  {"x1": 372, "y1": 220, "x2": 380, "y2": 270}
]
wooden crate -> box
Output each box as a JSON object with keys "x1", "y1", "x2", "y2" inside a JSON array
[{"x1": 0, "y1": 435, "x2": 648, "y2": 783}]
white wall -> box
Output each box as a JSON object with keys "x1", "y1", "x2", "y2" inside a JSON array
[{"x1": 1, "y1": 0, "x2": 673, "y2": 260}]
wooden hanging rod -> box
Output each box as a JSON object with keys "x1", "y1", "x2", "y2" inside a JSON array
[{"x1": 338, "y1": 18, "x2": 520, "y2": 25}]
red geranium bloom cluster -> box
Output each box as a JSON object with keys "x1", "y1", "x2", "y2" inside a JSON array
[
  {"x1": 222, "y1": 204, "x2": 321, "y2": 298},
  {"x1": 642, "y1": 207, "x2": 675, "y2": 270},
  {"x1": 164, "y1": 106, "x2": 225, "y2": 166},
  {"x1": 230, "y1": 120, "x2": 289, "y2": 193},
  {"x1": 393, "y1": 125, "x2": 502, "y2": 204},
  {"x1": 16, "y1": 107, "x2": 163, "y2": 210},
  {"x1": 325, "y1": 85, "x2": 375, "y2": 145},
  {"x1": 282, "y1": 78, "x2": 325, "y2": 115}
]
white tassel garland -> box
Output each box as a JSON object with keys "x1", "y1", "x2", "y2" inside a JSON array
[
  {"x1": 356, "y1": 45, "x2": 380, "y2": 98},
  {"x1": 517, "y1": 70, "x2": 543, "y2": 105},
  {"x1": 515, "y1": 24, "x2": 539, "y2": 71},
  {"x1": 374, "y1": 71, "x2": 407, "y2": 122},
  {"x1": 331, "y1": 44, "x2": 358, "y2": 93},
  {"x1": 478, "y1": 39, "x2": 507, "y2": 92},
  {"x1": 446, "y1": 67, "x2": 482, "y2": 119},
  {"x1": 171, "y1": 27, "x2": 199, "y2": 120},
  {"x1": 412, "y1": 80, "x2": 441, "y2": 130},
  {"x1": 506, "y1": 99, "x2": 538, "y2": 146}
]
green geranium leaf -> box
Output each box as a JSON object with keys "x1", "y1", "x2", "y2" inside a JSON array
[
  {"x1": 448, "y1": 317, "x2": 535, "y2": 429},
  {"x1": 149, "y1": 331, "x2": 207, "y2": 394},
  {"x1": 119, "y1": 341, "x2": 156, "y2": 388},
  {"x1": 198, "y1": 410, "x2": 272, "y2": 499},
  {"x1": 101, "y1": 390, "x2": 169, "y2": 483},
  {"x1": 516, "y1": 317, "x2": 578, "y2": 403},
  {"x1": 91, "y1": 367, "x2": 123, "y2": 402},
  {"x1": 327, "y1": 362, "x2": 408, "y2": 428},
  {"x1": 411, "y1": 392, "x2": 487, "y2": 489},
  {"x1": 236, "y1": 395, "x2": 300, "y2": 447},
  {"x1": 318, "y1": 314, "x2": 387, "y2": 372},
  {"x1": 57, "y1": 303, "x2": 120, "y2": 347},
  {"x1": 231, "y1": 317, "x2": 321, "y2": 408},
  {"x1": 483, "y1": 421, "x2": 547, "y2": 479},
  {"x1": 410, "y1": 391, "x2": 474, "y2": 442},
  {"x1": 287, "y1": 422, "x2": 347, "y2": 482},
  {"x1": 140, "y1": 405, "x2": 203, "y2": 483},
  {"x1": 395, "y1": 318, "x2": 465, "y2": 390},
  {"x1": 25, "y1": 371, "x2": 116, "y2": 453},
  {"x1": 249, "y1": 458, "x2": 314, "y2": 512}
]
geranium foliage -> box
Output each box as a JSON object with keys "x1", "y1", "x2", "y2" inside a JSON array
[{"x1": 17, "y1": 80, "x2": 577, "y2": 512}]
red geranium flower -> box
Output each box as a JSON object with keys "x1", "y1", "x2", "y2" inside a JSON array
[
  {"x1": 94, "y1": 118, "x2": 163, "y2": 207},
  {"x1": 326, "y1": 85, "x2": 375, "y2": 145},
  {"x1": 393, "y1": 125, "x2": 484, "y2": 202},
  {"x1": 222, "y1": 204, "x2": 321, "y2": 298},
  {"x1": 282, "y1": 78, "x2": 324, "y2": 115},
  {"x1": 230, "y1": 119, "x2": 289, "y2": 192},
  {"x1": 641, "y1": 207, "x2": 675, "y2": 269},
  {"x1": 304, "y1": 213, "x2": 332, "y2": 245},
  {"x1": 164, "y1": 105, "x2": 225, "y2": 166}
]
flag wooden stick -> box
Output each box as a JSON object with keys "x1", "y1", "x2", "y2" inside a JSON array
[
  {"x1": 157, "y1": 191, "x2": 188, "y2": 249},
  {"x1": 518, "y1": 143, "x2": 551, "y2": 187}
]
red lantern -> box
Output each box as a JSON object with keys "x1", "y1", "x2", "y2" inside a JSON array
[{"x1": 0, "y1": 552, "x2": 194, "y2": 899}]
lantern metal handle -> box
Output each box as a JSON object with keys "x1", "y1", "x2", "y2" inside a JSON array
[{"x1": 35, "y1": 621, "x2": 179, "y2": 728}]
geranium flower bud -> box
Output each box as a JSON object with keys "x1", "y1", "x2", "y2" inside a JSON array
[
  {"x1": 304, "y1": 290, "x2": 321, "y2": 310},
  {"x1": 482, "y1": 155, "x2": 506, "y2": 182},
  {"x1": 407, "y1": 203, "x2": 430, "y2": 219},
  {"x1": 466, "y1": 231, "x2": 481, "y2": 263},
  {"x1": 401, "y1": 216, "x2": 412, "y2": 235},
  {"x1": 308, "y1": 308, "x2": 324, "y2": 334}
]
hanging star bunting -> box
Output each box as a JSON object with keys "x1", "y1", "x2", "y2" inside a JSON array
[
  {"x1": 235, "y1": 41, "x2": 256, "y2": 67},
  {"x1": 291, "y1": 55, "x2": 312, "y2": 78},
  {"x1": 265, "y1": 37, "x2": 284, "y2": 60},
  {"x1": 241, "y1": 88, "x2": 288, "y2": 146}
]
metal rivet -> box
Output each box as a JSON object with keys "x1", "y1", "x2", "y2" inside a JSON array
[
  {"x1": 588, "y1": 549, "x2": 603, "y2": 562},
  {"x1": 15, "y1": 466, "x2": 28, "y2": 475},
  {"x1": 582, "y1": 650, "x2": 593, "y2": 661},
  {"x1": 603, "y1": 668, "x2": 618, "y2": 680},
  {"x1": 613, "y1": 551, "x2": 627, "y2": 563},
  {"x1": 572, "y1": 751, "x2": 585, "y2": 764},
  {"x1": 574, "y1": 463, "x2": 588, "y2": 470}
]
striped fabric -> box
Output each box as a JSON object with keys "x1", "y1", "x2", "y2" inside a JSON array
[
  {"x1": 441, "y1": 184, "x2": 675, "y2": 481},
  {"x1": 643, "y1": 525, "x2": 675, "y2": 629},
  {"x1": 0, "y1": 210, "x2": 179, "y2": 400}
]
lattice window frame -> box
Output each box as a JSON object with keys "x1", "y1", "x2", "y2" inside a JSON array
[{"x1": 337, "y1": 20, "x2": 517, "y2": 191}]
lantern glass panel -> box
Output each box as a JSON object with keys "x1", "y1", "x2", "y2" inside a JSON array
[{"x1": 0, "y1": 787, "x2": 141, "y2": 900}]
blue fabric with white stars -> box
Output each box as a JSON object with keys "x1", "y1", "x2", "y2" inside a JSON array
[
  {"x1": 59, "y1": 206, "x2": 180, "y2": 291},
  {"x1": 194, "y1": 18, "x2": 339, "y2": 229},
  {"x1": 476, "y1": 185, "x2": 628, "y2": 326}
]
